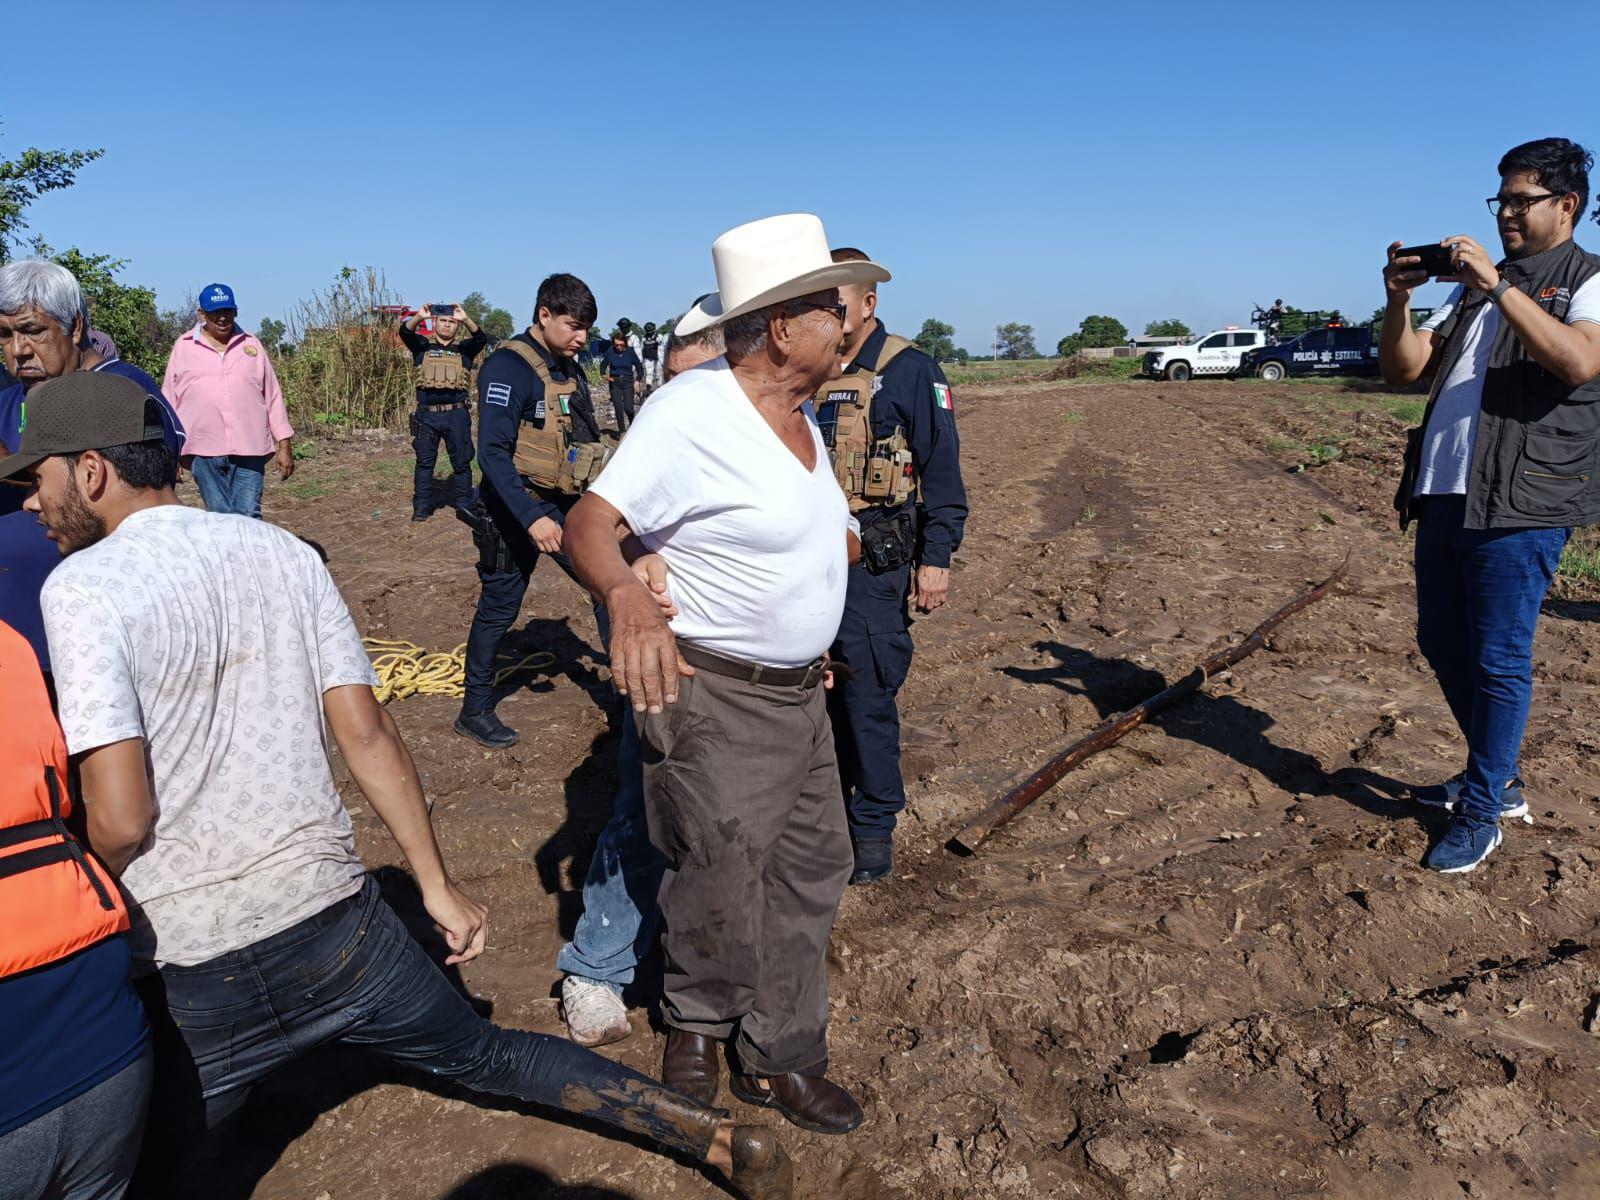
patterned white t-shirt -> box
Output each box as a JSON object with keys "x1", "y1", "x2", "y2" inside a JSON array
[{"x1": 42, "y1": 505, "x2": 378, "y2": 968}]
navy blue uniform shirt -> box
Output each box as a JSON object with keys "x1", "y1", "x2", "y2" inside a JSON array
[
  {"x1": 600, "y1": 345, "x2": 642, "y2": 383},
  {"x1": 398, "y1": 322, "x2": 488, "y2": 405},
  {"x1": 819, "y1": 319, "x2": 967, "y2": 569},
  {"x1": 475, "y1": 332, "x2": 600, "y2": 530}
]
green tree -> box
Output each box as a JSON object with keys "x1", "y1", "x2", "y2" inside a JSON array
[
  {"x1": 257, "y1": 315, "x2": 287, "y2": 357},
  {"x1": 462, "y1": 290, "x2": 514, "y2": 341},
  {"x1": 914, "y1": 317, "x2": 956, "y2": 361},
  {"x1": 1057, "y1": 314, "x2": 1128, "y2": 356},
  {"x1": 1144, "y1": 317, "x2": 1191, "y2": 338},
  {"x1": 0, "y1": 123, "x2": 104, "y2": 261},
  {"x1": 1277, "y1": 306, "x2": 1348, "y2": 338},
  {"x1": 952, "y1": 346, "x2": 970, "y2": 363},
  {"x1": 995, "y1": 322, "x2": 1037, "y2": 360},
  {"x1": 34, "y1": 243, "x2": 163, "y2": 378}
]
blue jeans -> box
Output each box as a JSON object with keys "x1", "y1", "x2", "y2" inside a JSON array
[
  {"x1": 190, "y1": 454, "x2": 269, "y2": 518},
  {"x1": 130, "y1": 876, "x2": 720, "y2": 1195},
  {"x1": 1413, "y1": 495, "x2": 1569, "y2": 827},
  {"x1": 556, "y1": 711, "x2": 666, "y2": 989}
]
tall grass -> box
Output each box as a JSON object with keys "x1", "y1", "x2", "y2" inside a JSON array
[{"x1": 278, "y1": 267, "x2": 415, "y2": 432}]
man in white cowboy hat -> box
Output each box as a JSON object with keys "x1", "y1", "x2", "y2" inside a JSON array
[{"x1": 566, "y1": 214, "x2": 887, "y2": 1136}]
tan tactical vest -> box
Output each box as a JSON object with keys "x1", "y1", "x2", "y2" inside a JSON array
[
  {"x1": 495, "y1": 339, "x2": 613, "y2": 495},
  {"x1": 815, "y1": 333, "x2": 917, "y2": 512},
  {"x1": 417, "y1": 341, "x2": 469, "y2": 392}
]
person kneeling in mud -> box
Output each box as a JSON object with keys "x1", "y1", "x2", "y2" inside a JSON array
[{"x1": 11, "y1": 372, "x2": 793, "y2": 1200}]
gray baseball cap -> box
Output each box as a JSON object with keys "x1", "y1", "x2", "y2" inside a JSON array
[{"x1": 0, "y1": 372, "x2": 166, "y2": 481}]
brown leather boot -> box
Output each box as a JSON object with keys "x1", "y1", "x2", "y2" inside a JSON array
[
  {"x1": 729, "y1": 1070, "x2": 864, "y2": 1134},
  {"x1": 662, "y1": 1029, "x2": 722, "y2": 1108}
]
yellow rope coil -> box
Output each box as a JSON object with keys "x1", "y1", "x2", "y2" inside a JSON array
[{"x1": 363, "y1": 638, "x2": 557, "y2": 703}]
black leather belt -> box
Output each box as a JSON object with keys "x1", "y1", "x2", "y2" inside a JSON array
[{"x1": 678, "y1": 643, "x2": 828, "y2": 689}]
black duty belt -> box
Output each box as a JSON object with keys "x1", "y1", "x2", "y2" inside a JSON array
[
  {"x1": 677, "y1": 643, "x2": 828, "y2": 689},
  {"x1": 418, "y1": 402, "x2": 468, "y2": 412}
]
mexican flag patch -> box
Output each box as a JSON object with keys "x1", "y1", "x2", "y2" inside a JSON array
[
  {"x1": 559, "y1": 396, "x2": 570, "y2": 414},
  {"x1": 933, "y1": 382, "x2": 953, "y2": 410}
]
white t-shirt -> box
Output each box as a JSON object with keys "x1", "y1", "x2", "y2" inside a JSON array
[
  {"x1": 1415, "y1": 277, "x2": 1600, "y2": 495},
  {"x1": 42, "y1": 505, "x2": 378, "y2": 968},
  {"x1": 590, "y1": 358, "x2": 850, "y2": 667}
]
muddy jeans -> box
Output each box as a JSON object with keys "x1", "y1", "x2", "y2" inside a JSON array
[
  {"x1": 640, "y1": 660, "x2": 853, "y2": 1075},
  {"x1": 129, "y1": 875, "x2": 720, "y2": 1195}
]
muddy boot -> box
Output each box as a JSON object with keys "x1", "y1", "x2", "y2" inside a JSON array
[
  {"x1": 729, "y1": 1125, "x2": 795, "y2": 1199},
  {"x1": 568, "y1": 1077, "x2": 792, "y2": 1198}
]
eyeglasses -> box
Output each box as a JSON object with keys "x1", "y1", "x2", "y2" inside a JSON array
[
  {"x1": 786, "y1": 300, "x2": 847, "y2": 323},
  {"x1": 1486, "y1": 192, "x2": 1563, "y2": 217}
]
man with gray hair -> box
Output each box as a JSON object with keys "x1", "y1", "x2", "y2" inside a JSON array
[
  {"x1": 0, "y1": 259, "x2": 184, "y2": 672},
  {"x1": 567, "y1": 215, "x2": 886, "y2": 1135},
  {"x1": 556, "y1": 316, "x2": 726, "y2": 1049}
]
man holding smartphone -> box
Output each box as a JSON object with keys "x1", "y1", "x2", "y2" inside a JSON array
[
  {"x1": 398, "y1": 302, "x2": 486, "y2": 520},
  {"x1": 1380, "y1": 137, "x2": 1600, "y2": 873}
]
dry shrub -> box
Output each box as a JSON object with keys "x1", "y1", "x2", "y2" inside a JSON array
[{"x1": 279, "y1": 266, "x2": 414, "y2": 432}]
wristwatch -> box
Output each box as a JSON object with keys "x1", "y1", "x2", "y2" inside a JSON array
[{"x1": 1487, "y1": 279, "x2": 1513, "y2": 306}]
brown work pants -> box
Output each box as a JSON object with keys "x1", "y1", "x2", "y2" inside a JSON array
[{"x1": 639, "y1": 664, "x2": 852, "y2": 1075}]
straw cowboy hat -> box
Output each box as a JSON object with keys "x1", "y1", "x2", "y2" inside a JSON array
[{"x1": 674, "y1": 214, "x2": 890, "y2": 337}]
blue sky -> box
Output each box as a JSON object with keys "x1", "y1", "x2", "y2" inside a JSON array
[{"x1": 7, "y1": 0, "x2": 1600, "y2": 353}]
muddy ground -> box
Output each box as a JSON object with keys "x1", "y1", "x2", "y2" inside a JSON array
[{"x1": 189, "y1": 377, "x2": 1600, "y2": 1199}]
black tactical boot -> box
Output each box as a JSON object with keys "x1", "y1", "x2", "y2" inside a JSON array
[
  {"x1": 454, "y1": 709, "x2": 518, "y2": 749},
  {"x1": 848, "y1": 836, "x2": 892, "y2": 885}
]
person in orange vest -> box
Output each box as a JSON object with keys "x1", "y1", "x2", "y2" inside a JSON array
[{"x1": 0, "y1": 616, "x2": 151, "y2": 1199}]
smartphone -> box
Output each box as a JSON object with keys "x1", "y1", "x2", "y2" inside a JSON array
[
  {"x1": 1396, "y1": 243, "x2": 1457, "y2": 278},
  {"x1": 429, "y1": 303, "x2": 454, "y2": 316}
]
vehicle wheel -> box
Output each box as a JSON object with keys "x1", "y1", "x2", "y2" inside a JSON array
[
  {"x1": 1164, "y1": 361, "x2": 1192, "y2": 382},
  {"x1": 1257, "y1": 361, "x2": 1287, "y2": 382}
]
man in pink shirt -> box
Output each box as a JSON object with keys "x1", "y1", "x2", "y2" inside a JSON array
[{"x1": 162, "y1": 283, "x2": 295, "y2": 518}]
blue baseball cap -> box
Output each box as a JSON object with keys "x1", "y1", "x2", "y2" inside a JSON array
[{"x1": 199, "y1": 283, "x2": 237, "y2": 312}]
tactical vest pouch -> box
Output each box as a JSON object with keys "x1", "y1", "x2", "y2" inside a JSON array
[
  {"x1": 860, "y1": 508, "x2": 919, "y2": 576},
  {"x1": 862, "y1": 429, "x2": 914, "y2": 505},
  {"x1": 418, "y1": 347, "x2": 468, "y2": 392},
  {"x1": 558, "y1": 441, "x2": 613, "y2": 494}
]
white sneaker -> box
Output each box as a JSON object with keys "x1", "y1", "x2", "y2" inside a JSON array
[{"x1": 561, "y1": 975, "x2": 631, "y2": 1047}]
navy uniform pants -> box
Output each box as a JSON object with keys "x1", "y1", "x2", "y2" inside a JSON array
[
  {"x1": 411, "y1": 404, "x2": 474, "y2": 516},
  {"x1": 827, "y1": 559, "x2": 914, "y2": 838},
  {"x1": 609, "y1": 380, "x2": 636, "y2": 432},
  {"x1": 462, "y1": 491, "x2": 606, "y2": 716}
]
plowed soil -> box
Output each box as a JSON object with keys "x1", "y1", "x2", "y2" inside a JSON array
[{"x1": 188, "y1": 377, "x2": 1600, "y2": 1199}]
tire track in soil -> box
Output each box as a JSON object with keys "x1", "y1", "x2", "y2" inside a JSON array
[{"x1": 200, "y1": 382, "x2": 1600, "y2": 1199}]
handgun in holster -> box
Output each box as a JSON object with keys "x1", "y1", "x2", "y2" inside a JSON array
[{"x1": 455, "y1": 501, "x2": 513, "y2": 573}]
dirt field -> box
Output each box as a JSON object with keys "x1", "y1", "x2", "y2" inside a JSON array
[{"x1": 189, "y1": 376, "x2": 1600, "y2": 1199}]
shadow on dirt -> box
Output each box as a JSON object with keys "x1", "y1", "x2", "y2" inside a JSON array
[
  {"x1": 440, "y1": 1164, "x2": 638, "y2": 1198},
  {"x1": 1002, "y1": 639, "x2": 1418, "y2": 824},
  {"x1": 490, "y1": 616, "x2": 612, "y2": 713}
]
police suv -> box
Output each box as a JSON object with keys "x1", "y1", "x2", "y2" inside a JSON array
[
  {"x1": 1237, "y1": 324, "x2": 1381, "y2": 381},
  {"x1": 1142, "y1": 327, "x2": 1267, "y2": 381}
]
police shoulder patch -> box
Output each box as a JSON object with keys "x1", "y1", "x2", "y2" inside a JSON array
[
  {"x1": 486, "y1": 382, "x2": 513, "y2": 407},
  {"x1": 533, "y1": 396, "x2": 547, "y2": 419},
  {"x1": 933, "y1": 382, "x2": 953, "y2": 411}
]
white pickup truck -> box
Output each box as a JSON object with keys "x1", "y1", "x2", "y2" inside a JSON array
[{"x1": 1142, "y1": 327, "x2": 1267, "y2": 381}]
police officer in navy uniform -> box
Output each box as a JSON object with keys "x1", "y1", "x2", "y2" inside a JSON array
[
  {"x1": 819, "y1": 247, "x2": 967, "y2": 883},
  {"x1": 398, "y1": 302, "x2": 487, "y2": 520},
  {"x1": 455, "y1": 274, "x2": 606, "y2": 749}
]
